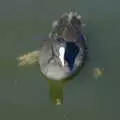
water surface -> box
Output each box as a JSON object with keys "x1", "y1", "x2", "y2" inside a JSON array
[{"x1": 0, "y1": 0, "x2": 120, "y2": 119}]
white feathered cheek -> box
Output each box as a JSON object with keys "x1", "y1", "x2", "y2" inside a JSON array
[{"x1": 59, "y1": 47, "x2": 65, "y2": 66}]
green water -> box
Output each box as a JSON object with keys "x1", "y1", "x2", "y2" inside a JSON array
[{"x1": 0, "y1": 0, "x2": 120, "y2": 119}]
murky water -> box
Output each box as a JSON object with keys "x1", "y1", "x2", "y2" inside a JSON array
[{"x1": 0, "y1": 0, "x2": 120, "y2": 119}]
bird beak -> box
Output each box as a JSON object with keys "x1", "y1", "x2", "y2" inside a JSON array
[{"x1": 59, "y1": 47, "x2": 65, "y2": 66}]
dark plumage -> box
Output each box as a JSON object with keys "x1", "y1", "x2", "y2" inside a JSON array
[{"x1": 39, "y1": 11, "x2": 87, "y2": 80}]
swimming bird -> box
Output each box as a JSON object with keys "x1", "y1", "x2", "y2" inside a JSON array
[{"x1": 39, "y1": 11, "x2": 88, "y2": 80}]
